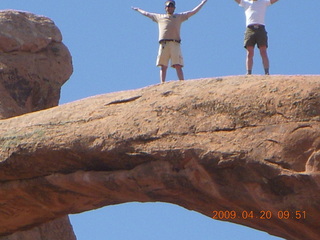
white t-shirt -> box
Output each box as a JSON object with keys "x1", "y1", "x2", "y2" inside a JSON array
[{"x1": 239, "y1": 0, "x2": 271, "y2": 26}]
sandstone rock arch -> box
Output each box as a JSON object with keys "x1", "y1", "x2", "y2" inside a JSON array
[
  {"x1": 1, "y1": 74, "x2": 320, "y2": 240},
  {"x1": 0, "y1": 10, "x2": 319, "y2": 240}
]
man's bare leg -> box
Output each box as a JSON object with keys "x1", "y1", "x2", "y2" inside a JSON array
[
  {"x1": 259, "y1": 45, "x2": 270, "y2": 75},
  {"x1": 246, "y1": 46, "x2": 254, "y2": 75},
  {"x1": 160, "y1": 65, "x2": 168, "y2": 83},
  {"x1": 174, "y1": 64, "x2": 184, "y2": 80}
]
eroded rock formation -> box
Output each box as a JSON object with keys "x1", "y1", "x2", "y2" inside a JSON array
[
  {"x1": 0, "y1": 10, "x2": 72, "y2": 119},
  {"x1": 0, "y1": 217, "x2": 76, "y2": 240},
  {"x1": 0, "y1": 75, "x2": 319, "y2": 240},
  {"x1": 0, "y1": 10, "x2": 74, "y2": 240}
]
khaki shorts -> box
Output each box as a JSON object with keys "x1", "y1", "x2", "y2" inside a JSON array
[
  {"x1": 156, "y1": 41, "x2": 184, "y2": 68},
  {"x1": 244, "y1": 25, "x2": 268, "y2": 48}
]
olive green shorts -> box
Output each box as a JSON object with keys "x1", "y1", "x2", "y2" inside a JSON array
[{"x1": 244, "y1": 25, "x2": 268, "y2": 48}]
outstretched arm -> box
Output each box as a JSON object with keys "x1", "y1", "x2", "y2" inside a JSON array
[
  {"x1": 132, "y1": 7, "x2": 149, "y2": 16},
  {"x1": 234, "y1": 0, "x2": 278, "y2": 5},
  {"x1": 131, "y1": 7, "x2": 157, "y2": 20},
  {"x1": 186, "y1": 0, "x2": 208, "y2": 18}
]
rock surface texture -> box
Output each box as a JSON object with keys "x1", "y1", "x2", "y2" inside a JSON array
[
  {"x1": 0, "y1": 10, "x2": 72, "y2": 119},
  {"x1": 0, "y1": 216, "x2": 76, "y2": 240},
  {"x1": 0, "y1": 10, "x2": 74, "y2": 240},
  {"x1": 0, "y1": 75, "x2": 319, "y2": 240}
]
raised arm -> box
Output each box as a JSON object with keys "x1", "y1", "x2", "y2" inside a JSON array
[
  {"x1": 131, "y1": 7, "x2": 156, "y2": 20},
  {"x1": 234, "y1": 0, "x2": 278, "y2": 5},
  {"x1": 186, "y1": 0, "x2": 208, "y2": 18}
]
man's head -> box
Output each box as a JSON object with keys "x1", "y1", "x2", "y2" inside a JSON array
[{"x1": 165, "y1": 0, "x2": 176, "y2": 14}]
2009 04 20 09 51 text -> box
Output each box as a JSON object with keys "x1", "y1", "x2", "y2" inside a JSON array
[{"x1": 212, "y1": 210, "x2": 307, "y2": 220}]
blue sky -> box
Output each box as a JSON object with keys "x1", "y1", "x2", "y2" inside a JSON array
[{"x1": 2, "y1": 0, "x2": 319, "y2": 239}]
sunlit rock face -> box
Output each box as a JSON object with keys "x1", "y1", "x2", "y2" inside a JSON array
[
  {"x1": 0, "y1": 10, "x2": 72, "y2": 119},
  {"x1": 0, "y1": 75, "x2": 319, "y2": 240},
  {"x1": 0, "y1": 10, "x2": 74, "y2": 240}
]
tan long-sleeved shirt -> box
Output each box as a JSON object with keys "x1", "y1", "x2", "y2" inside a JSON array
[{"x1": 136, "y1": 1, "x2": 207, "y2": 42}]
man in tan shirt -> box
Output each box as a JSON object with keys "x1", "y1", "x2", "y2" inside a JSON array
[{"x1": 132, "y1": 0, "x2": 207, "y2": 83}]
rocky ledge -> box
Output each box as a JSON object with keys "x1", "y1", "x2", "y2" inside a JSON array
[
  {"x1": 0, "y1": 9, "x2": 74, "y2": 240},
  {"x1": 0, "y1": 10, "x2": 72, "y2": 119},
  {"x1": 0, "y1": 75, "x2": 319, "y2": 240}
]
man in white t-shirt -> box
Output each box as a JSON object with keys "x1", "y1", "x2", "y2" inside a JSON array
[
  {"x1": 234, "y1": 0, "x2": 279, "y2": 75},
  {"x1": 132, "y1": 0, "x2": 207, "y2": 83}
]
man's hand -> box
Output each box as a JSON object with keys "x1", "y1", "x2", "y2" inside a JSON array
[
  {"x1": 131, "y1": 6, "x2": 139, "y2": 11},
  {"x1": 200, "y1": 0, "x2": 208, "y2": 7}
]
